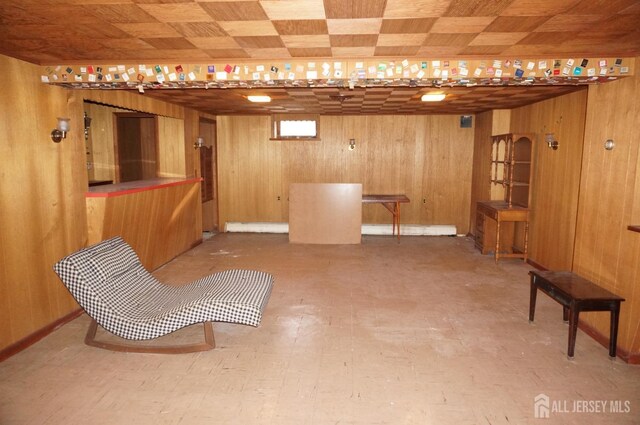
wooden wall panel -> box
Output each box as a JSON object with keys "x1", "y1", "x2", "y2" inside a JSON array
[
  {"x1": 420, "y1": 116, "x2": 474, "y2": 233},
  {"x1": 573, "y1": 70, "x2": 640, "y2": 360},
  {"x1": 469, "y1": 110, "x2": 493, "y2": 234},
  {"x1": 509, "y1": 89, "x2": 588, "y2": 270},
  {"x1": 0, "y1": 55, "x2": 87, "y2": 351},
  {"x1": 199, "y1": 118, "x2": 218, "y2": 231},
  {"x1": 320, "y1": 115, "x2": 367, "y2": 187},
  {"x1": 217, "y1": 115, "x2": 475, "y2": 234},
  {"x1": 157, "y1": 116, "x2": 186, "y2": 178},
  {"x1": 217, "y1": 116, "x2": 283, "y2": 226},
  {"x1": 140, "y1": 117, "x2": 158, "y2": 179},
  {"x1": 491, "y1": 110, "x2": 511, "y2": 136},
  {"x1": 0, "y1": 54, "x2": 204, "y2": 354},
  {"x1": 364, "y1": 115, "x2": 418, "y2": 224},
  {"x1": 86, "y1": 183, "x2": 202, "y2": 271},
  {"x1": 184, "y1": 108, "x2": 201, "y2": 179}
]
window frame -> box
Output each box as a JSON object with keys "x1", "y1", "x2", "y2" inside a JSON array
[{"x1": 270, "y1": 114, "x2": 320, "y2": 141}]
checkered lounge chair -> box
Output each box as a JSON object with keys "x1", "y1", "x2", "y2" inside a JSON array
[{"x1": 53, "y1": 236, "x2": 273, "y2": 354}]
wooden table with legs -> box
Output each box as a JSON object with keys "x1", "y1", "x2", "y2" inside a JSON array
[
  {"x1": 528, "y1": 270, "x2": 625, "y2": 359},
  {"x1": 476, "y1": 200, "x2": 529, "y2": 263},
  {"x1": 362, "y1": 194, "x2": 410, "y2": 240}
]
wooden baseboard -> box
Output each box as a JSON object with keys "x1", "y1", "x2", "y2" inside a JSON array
[
  {"x1": 526, "y1": 257, "x2": 548, "y2": 271},
  {"x1": 190, "y1": 238, "x2": 203, "y2": 249},
  {"x1": 0, "y1": 308, "x2": 83, "y2": 362},
  {"x1": 578, "y1": 320, "x2": 640, "y2": 364}
]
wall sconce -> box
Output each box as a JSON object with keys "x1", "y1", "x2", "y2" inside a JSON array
[
  {"x1": 51, "y1": 117, "x2": 70, "y2": 143},
  {"x1": 348, "y1": 138, "x2": 356, "y2": 150},
  {"x1": 545, "y1": 133, "x2": 559, "y2": 150},
  {"x1": 194, "y1": 136, "x2": 204, "y2": 149},
  {"x1": 604, "y1": 139, "x2": 615, "y2": 150}
]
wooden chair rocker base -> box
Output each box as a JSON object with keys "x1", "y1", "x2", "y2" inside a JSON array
[{"x1": 85, "y1": 319, "x2": 216, "y2": 354}]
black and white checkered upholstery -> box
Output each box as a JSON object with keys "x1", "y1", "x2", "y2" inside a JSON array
[{"x1": 53, "y1": 236, "x2": 273, "y2": 340}]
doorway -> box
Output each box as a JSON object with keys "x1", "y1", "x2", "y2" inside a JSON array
[
  {"x1": 114, "y1": 113, "x2": 157, "y2": 183},
  {"x1": 199, "y1": 118, "x2": 218, "y2": 232}
]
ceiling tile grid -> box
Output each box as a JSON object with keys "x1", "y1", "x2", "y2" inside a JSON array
[
  {"x1": 2, "y1": 0, "x2": 638, "y2": 116},
  {"x1": 142, "y1": 85, "x2": 584, "y2": 116},
  {"x1": 0, "y1": 0, "x2": 638, "y2": 64}
]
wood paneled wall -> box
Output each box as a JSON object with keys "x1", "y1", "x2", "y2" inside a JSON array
[
  {"x1": 157, "y1": 116, "x2": 186, "y2": 178},
  {"x1": 0, "y1": 54, "x2": 202, "y2": 354},
  {"x1": 184, "y1": 108, "x2": 200, "y2": 179},
  {"x1": 469, "y1": 110, "x2": 493, "y2": 232},
  {"x1": 0, "y1": 55, "x2": 87, "y2": 350},
  {"x1": 217, "y1": 115, "x2": 475, "y2": 233},
  {"x1": 509, "y1": 89, "x2": 588, "y2": 271},
  {"x1": 199, "y1": 119, "x2": 218, "y2": 231},
  {"x1": 86, "y1": 182, "x2": 202, "y2": 271},
  {"x1": 573, "y1": 69, "x2": 640, "y2": 361}
]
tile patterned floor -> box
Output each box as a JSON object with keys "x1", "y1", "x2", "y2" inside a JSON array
[{"x1": 1, "y1": 234, "x2": 639, "y2": 424}]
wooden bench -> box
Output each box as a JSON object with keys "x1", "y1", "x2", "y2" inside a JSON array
[{"x1": 528, "y1": 270, "x2": 625, "y2": 359}]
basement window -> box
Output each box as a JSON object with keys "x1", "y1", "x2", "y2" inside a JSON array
[{"x1": 271, "y1": 114, "x2": 320, "y2": 141}]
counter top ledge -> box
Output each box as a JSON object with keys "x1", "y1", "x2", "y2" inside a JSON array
[{"x1": 86, "y1": 177, "x2": 202, "y2": 198}]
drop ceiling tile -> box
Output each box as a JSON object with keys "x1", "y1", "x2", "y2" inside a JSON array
[
  {"x1": 218, "y1": 20, "x2": 278, "y2": 36},
  {"x1": 273, "y1": 20, "x2": 328, "y2": 35},
  {"x1": 200, "y1": 2, "x2": 268, "y2": 21}
]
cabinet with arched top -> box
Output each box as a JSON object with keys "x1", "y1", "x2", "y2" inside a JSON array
[{"x1": 477, "y1": 133, "x2": 534, "y2": 262}]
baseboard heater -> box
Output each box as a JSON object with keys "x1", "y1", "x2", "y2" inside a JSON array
[{"x1": 224, "y1": 222, "x2": 457, "y2": 236}]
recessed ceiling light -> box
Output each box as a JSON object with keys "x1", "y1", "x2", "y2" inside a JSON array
[
  {"x1": 248, "y1": 95, "x2": 271, "y2": 103},
  {"x1": 421, "y1": 93, "x2": 446, "y2": 102}
]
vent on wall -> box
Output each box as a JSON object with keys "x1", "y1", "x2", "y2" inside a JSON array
[{"x1": 460, "y1": 115, "x2": 473, "y2": 128}]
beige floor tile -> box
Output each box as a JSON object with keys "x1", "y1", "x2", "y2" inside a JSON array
[{"x1": 1, "y1": 234, "x2": 639, "y2": 424}]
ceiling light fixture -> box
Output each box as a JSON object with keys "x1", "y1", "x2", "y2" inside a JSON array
[
  {"x1": 421, "y1": 93, "x2": 446, "y2": 102},
  {"x1": 248, "y1": 95, "x2": 271, "y2": 103}
]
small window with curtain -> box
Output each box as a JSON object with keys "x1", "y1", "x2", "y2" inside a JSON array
[{"x1": 270, "y1": 114, "x2": 320, "y2": 141}]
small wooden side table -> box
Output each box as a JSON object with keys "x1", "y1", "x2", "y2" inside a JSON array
[
  {"x1": 528, "y1": 270, "x2": 625, "y2": 359},
  {"x1": 476, "y1": 200, "x2": 529, "y2": 263},
  {"x1": 362, "y1": 194, "x2": 410, "y2": 240}
]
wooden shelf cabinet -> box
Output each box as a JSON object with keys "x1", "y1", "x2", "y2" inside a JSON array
[
  {"x1": 490, "y1": 133, "x2": 534, "y2": 208},
  {"x1": 478, "y1": 133, "x2": 534, "y2": 261}
]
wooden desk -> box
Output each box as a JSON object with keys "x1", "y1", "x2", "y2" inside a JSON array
[
  {"x1": 362, "y1": 194, "x2": 410, "y2": 240},
  {"x1": 529, "y1": 270, "x2": 625, "y2": 359},
  {"x1": 476, "y1": 200, "x2": 529, "y2": 262}
]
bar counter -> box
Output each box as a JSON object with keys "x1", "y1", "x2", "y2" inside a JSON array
[
  {"x1": 86, "y1": 177, "x2": 202, "y2": 198},
  {"x1": 85, "y1": 177, "x2": 202, "y2": 270}
]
